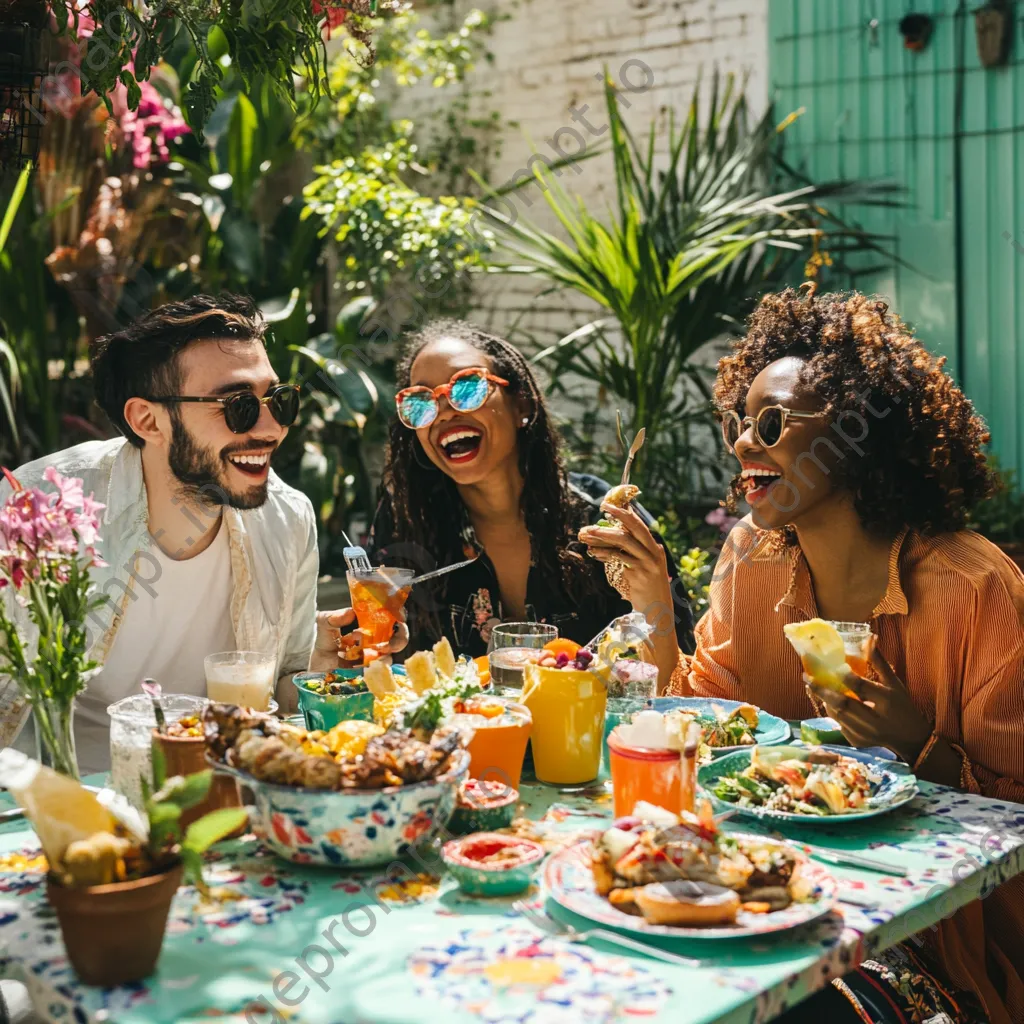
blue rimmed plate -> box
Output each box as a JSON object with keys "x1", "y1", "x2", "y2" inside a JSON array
[
  {"x1": 698, "y1": 746, "x2": 919, "y2": 825},
  {"x1": 649, "y1": 697, "x2": 790, "y2": 755}
]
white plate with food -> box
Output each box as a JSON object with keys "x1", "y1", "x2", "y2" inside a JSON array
[{"x1": 542, "y1": 803, "x2": 837, "y2": 939}]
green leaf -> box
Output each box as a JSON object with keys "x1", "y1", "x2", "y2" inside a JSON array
[
  {"x1": 228, "y1": 92, "x2": 259, "y2": 208},
  {"x1": 180, "y1": 845, "x2": 206, "y2": 891},
  {"x1": 152, "y1": 770, "x2": 213, "y2": 810},
  {"x1": 119, "y1": 70, "x2": 142, "y2": 112},
  {"x1": 0, "y1": 163, "x2": 31, "y2": 255},
  {"x1": 183, "y1": 807, "x2": 249, "y2": 854}
]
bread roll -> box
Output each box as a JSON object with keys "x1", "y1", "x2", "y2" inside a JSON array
[{"x1": 633, "y1": 880, "x2": 741, "y2": 927}]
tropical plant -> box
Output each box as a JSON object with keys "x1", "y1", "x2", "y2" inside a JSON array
[
  {"x1": 476, "y1": 73, "x2": 901, "y2": 508},
  {"x1": 967, "y1": 457, "x2": 1024, "y2": 545},
  {"x1": 43, "y1": 0, "x2": 398, "y2": 133}
]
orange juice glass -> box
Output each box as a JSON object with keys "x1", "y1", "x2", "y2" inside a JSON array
[
  {"x1": 347, "y1": 567, "x2": 415, "y2": 650},
  {"x1": 829, "y1": 620, "x2": 873, "y2": 678},
  {"x1": 521, "y1": 664, "x2": 606, "y2": 785},
  {"x1": 607, "y1": 726, "x2": 696, "y2": 818},
  {"x1": 460, "y1": 700, "x2": 532, "y2": 791}
]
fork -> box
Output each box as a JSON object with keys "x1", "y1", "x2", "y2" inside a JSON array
[
  {"x1": 341, "y1": 530, "x2": 373, "y2": 575},
  {"x1": 512, "y1": 900, "x2": 705, "y2": 968}
]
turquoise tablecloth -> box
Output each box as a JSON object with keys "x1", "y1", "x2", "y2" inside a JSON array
[{"x1": 0, "y1": 774, "x2": 1023, "y2": 1024}]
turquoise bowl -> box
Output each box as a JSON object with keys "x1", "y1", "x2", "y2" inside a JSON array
[
  {"x1": 442, "y1": 833, "x2": 545, "y2": 896},
  {"x1": 293, "y1": 667, "x2": 407, "y2": 731},
  {"x1": 447, "y1": 782, "x2": 519, "y2": 836},
  {"x1": 294, "y1": 671, "x2": 373, "y2": 730}
]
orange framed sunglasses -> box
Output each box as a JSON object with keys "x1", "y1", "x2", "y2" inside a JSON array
[{"x1": 396, "y1": 367, "x2": 509, "y2": 429}]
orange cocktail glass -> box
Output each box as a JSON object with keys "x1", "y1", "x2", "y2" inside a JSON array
[
  {"x1": 830, "y1": 621, "x2": 874, "y2": 678},
  {"x1": 607, "y1": 726, "x2": 696, "y2": 819},
  {"x1": 347, "y1": 567, "x2": 415, "y2": 653},
  {"x1": 461, "y1": 700, "x2": 533, "y2": 791}
]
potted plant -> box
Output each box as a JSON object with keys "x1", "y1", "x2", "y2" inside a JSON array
[
  {"x1": 0, "y1": 745, "x2": 247, "y2": 986},
  {"x1": 0, "y1": 466, "x2": 106, "y2": 777}
]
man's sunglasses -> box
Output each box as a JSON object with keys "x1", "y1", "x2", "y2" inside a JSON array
[
  {"x1": 720, "y1": 405, "x2": 823, "y2": 452},
  {"x1": 396, "y1": 367, "x2": 509, "y2": 429},
  {"x1": 149, "y1": 384, "x2": 301, "y2": 434}
]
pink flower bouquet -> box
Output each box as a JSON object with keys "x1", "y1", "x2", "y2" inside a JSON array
[{"x1": 0, "y1": 466, "x2": 107, "y2": 778}]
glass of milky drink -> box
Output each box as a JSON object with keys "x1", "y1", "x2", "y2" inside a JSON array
[{"x1": 204, "y1": 651, "x2": 277, "y2": 710}]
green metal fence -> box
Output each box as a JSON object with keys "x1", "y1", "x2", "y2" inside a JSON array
[{"x1": 769, "y1": 0, "x2": 1024, "y2": 476}]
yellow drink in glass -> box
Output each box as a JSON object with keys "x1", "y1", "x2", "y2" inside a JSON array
[{"x1": 521, "y1": 663, "x2": 607, "y2": 785}]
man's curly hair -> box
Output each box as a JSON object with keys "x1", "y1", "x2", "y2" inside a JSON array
[{"x1": 715, "y1": 283, "x2": 994, "y2": 536}]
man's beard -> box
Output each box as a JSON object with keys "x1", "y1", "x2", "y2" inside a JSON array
[{"x1": 168, "y1": 413, "x2": 270, "y2": 511}]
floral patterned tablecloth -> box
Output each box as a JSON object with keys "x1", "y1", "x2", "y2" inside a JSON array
[{"x1": 0, "y1": 776, "x2": 1022, "y2": 1024}]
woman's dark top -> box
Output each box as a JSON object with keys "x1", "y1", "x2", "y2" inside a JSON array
[{"x1": 367, "y1": 472, "x2": 695, "y2": 660}]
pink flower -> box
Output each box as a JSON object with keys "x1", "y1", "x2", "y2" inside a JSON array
[
  {"x1": 44, "y1": 466, "x2": 83, "y2": 509},
  {"x1": 705, "y1": 507, "x2": 740, "y2": 535}
]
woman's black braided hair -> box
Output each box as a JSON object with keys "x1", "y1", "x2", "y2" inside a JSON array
[{"x1": 380, "y1": 319, "x2": 606, "y2": 634}]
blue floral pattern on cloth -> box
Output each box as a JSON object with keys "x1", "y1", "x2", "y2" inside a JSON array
[
  {"x1": 0, "y1": 780, "x2": 1021, "y2": 1022},
  {"x1": 408, "y1": 922, "x2": 671, "y2": 1023}
]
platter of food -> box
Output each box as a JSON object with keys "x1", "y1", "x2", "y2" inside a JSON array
[
  {"x1": 699, "y1": 745, "x2": 919, "y2": 824},
  {"x1": 543, "y1": 802, "x2": 837, "y2": 939},
  {"x1": 203, "y1": 703, "x2": 470, "y2": 866},
  {"x1": 650, "y1": 697, "x2": 790, "y2": 754}
]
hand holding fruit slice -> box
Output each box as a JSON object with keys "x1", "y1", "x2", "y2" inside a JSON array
[{"x1": 783, "y1": 619, "x2": 860, "y2": 699}]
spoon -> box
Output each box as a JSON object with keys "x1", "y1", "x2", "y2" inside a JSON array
[{"x1": 141, "y1": 678, "x2": 167, "y2": 734}]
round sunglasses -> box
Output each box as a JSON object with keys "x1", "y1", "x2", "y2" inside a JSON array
[
  {"x1": 396, "y1": 367, "x2": 509, "y2": 429},
  {"x1": 149, "y1": 384, "x2": 301, "y2": 434},
  {"x1": 721, "y1": 405, "x2": 823, "y2": 452}
]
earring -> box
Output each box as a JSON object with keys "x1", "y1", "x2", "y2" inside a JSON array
[{"x1": 521, "y1": 416, "x2": 530, "y2": 426}]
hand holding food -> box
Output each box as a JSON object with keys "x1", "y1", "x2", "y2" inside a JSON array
[
  {"x1": 804, "y1": 641, "x2": 934, "y2": 764},
  {"x1": 783, "y1": 619, "x2": 859, "y2": 699}
]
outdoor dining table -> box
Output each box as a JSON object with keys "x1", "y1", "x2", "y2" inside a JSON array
[{"x1": 0, "y1": 767, "x2": 1022, "y2": 1024}]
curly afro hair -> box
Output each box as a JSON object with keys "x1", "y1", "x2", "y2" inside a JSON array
[{"x1": 715, "y1": 283, "x2": 994, "y2": 537}]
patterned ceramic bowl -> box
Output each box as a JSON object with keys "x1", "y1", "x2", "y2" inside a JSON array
[
  {"x1": 210, "y1": 747, "x2": 469, "y2": 867},
  {"x1": 442, "y1": 833, "x2": 545, "y2": 896}
]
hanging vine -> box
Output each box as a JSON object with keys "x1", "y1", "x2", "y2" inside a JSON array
[{"x1": 41, "y1": 0, "x2": 397, "y2": 133}]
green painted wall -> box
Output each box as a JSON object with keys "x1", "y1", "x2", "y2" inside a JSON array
[{"x1": 769, "y1": 0, "x2": 1024, "y2": 476}]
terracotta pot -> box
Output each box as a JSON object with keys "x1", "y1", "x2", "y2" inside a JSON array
[
  {"x1": 152, "y1": 731, "x2": 246, "y2": 834},
  {"x1": 47, "y1": 863, "x2": 183, "y2": 986}
]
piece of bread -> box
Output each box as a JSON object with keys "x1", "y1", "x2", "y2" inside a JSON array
[
  {"x1": 364, "y1": 660, "x2": 396, "y2": 698},
  {"x1": 633, "y1": 880, "x2": 741, "y2": 927}
]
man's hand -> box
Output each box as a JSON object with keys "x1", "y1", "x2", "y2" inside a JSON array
[{"x1": 308, "y1": 608, "x2": 409, "y2": 673}]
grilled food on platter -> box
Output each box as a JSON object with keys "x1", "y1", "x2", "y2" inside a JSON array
[
  {"x1": 597, "y1": 484, "x2": 641, "y2": 597},
  {"x1": 202, "y1": 703, "x2": 466, "y2": 790},
  {"x1": 711, "y1": 746, "x2": 880, "y2": 815},
  {"x1": 590, "y1": 799, "x2": 812, "y2": 927},
  {"x1": 783, "y1": 619, "x2": 860, "y2": 699}
]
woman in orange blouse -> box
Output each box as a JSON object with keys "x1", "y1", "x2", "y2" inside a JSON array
[{"x1": 674, "y1": 285, "x2": 1024, "y2": 1024}]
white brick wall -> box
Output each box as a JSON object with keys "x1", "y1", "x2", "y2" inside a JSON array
[{"x1": 405, "y1": 0, "x2": 769, "y2": 348}]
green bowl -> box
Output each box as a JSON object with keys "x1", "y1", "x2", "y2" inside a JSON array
[
  {"x1": 448, "y1": 783, "x2": 519, "y2": 836},
  {"x1": 293, "y1": 671, "x2": 374, "y2": 730},
  {"x1": 442, "y1": 833, "x2": 545, "y2": 897}
]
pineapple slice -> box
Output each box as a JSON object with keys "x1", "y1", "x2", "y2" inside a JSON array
[
  {"x1": 432, "y1": 637, "x2": 457, "y2": 680},
  {"x1": 404, "y1": 650, "x2": 438, "y2": 694},
  {"x1": 364, "y1": 659, "x2": 397, "y2": 698},
  {"x1": 783, "y1": 619, "x2": 857, "y2": 698}
]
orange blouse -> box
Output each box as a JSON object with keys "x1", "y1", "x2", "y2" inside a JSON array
[{"x1": 672, "y1": 518, "x2": 1024, "y2": 1024}]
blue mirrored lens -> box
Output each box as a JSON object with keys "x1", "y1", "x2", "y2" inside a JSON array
[
  {"x1": 399, "y1": 393, "x2": 437, "y2": 427},
  {"x1": 449, "y1": 373, "x2": 489, "y2": 412}
]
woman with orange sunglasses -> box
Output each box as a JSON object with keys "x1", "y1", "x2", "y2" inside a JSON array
[{"x1": 367, "y1": 319, "x2": 694, "y2": 685}]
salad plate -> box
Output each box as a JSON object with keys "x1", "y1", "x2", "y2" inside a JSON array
[
  {"x1": 699, "y1": 745, "x2": 919, "y2": 824},
  {"x1": 650, "y1": 697, "x2": 790, "y2": 755}
]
